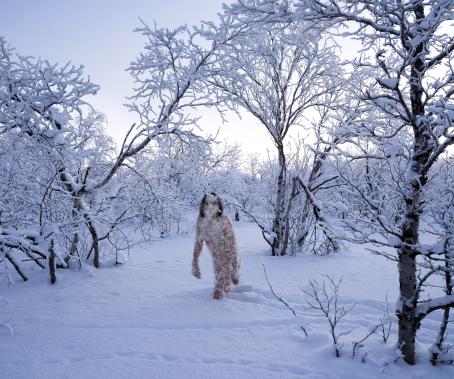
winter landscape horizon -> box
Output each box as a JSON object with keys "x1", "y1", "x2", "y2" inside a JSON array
[{"x1": 1, "y1": 1, "x2": 454, "y2": 378}]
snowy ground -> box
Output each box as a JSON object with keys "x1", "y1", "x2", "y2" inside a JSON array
[{"x1": 0, "y1": 221, "x2": 453, "y2": 379}]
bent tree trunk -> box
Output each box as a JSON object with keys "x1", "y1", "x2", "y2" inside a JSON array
[
  {"x1": 295, "y1": 177, "x2": 339, "y2": 255},
  {"x1": 84, "y1": 213, "x2": 100, "y2": 268},
  {"x1": 4, "y1": 252, "x2": 28, "y2": 281},
  {"x1": 297, "y1": 142, "x2": 337, "y2": 252}
]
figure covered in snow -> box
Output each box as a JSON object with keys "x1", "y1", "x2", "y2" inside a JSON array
[{"x1": 192, "y1": 193, "x2": 240, "y2": 299}]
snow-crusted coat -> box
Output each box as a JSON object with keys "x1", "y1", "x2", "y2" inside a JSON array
[{"x1": 192, "y1": 193, "x2": 240, "y2": 299}]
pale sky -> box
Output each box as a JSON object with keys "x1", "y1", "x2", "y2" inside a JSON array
[{"x1": 1, "y1": 0, "x2": 274, "y2": 157}]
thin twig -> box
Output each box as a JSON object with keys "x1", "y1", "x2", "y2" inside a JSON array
[{"x1": 262, "y1": 263, "x2": 308, "y2": 336}]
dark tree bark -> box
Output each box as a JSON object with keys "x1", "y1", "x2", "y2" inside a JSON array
[
  {"x1": 396, "y1": 5, "x2": 430, "y2": 364},
  {"x1": 49, "y1": 239, "x2": 57, "y2": 284},
  {"x1": 272, "y1": 144, "x2": 288, "y2": 256}
]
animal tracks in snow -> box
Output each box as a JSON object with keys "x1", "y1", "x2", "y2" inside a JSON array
[{"x1": 225, "y1": 284, "x2": 276, "y2": 305}]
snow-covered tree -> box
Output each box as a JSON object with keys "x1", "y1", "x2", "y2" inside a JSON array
[
  {"x1": 423, "y1": 157, "x2": 454, "y2": 365},
  {"x1": 297, "y1": 0, "x2": 454, "y2": 365},
  {"x1": 0, "y1": 17, "x2": 242, "y2": 281},
  {"x1": 210, "y1": 11, "x2": 342, "y2": 255},
  {"x1": 223, "y1": 0, "x2": 454, "y2": 364},
  {"x1": 0, "y1": 35, "x2": 103, "y2": 279}
]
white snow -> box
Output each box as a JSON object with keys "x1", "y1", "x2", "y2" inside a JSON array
[
  {"x1": 377, "y1": 78, "x2": 399, "y2": 90},
  {"x1": 0, "y1": 222, "x2": 452, "y2": 379},
  {"x1": 53, "y1": 132, "x2": 66, "y2": 145},
  {"x1": 333, "y1": 201, "x2": 349, "y2": 213},
  {"x1": 387, "y1": 235, "x2": 402, "y2": 248},
  {"x1": 384, "y1": 144, "x2": 404, "y2": 158}
]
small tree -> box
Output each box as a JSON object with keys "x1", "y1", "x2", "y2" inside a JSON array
[{"x1": 303, "y1": 275, "x2": 355, "y2": 357}]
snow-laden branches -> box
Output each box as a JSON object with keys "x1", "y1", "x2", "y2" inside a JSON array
[
  {"x1": 0, "y1": 36, "x2": 108, "y2": 279},
  {"x1": 0, "y1": 37, "x2": 99, "y2": 140},
  {"x1": 300, "y1": 0, "x2": 454, "y2": 168},
  {"x1": 0, "y1": 14, "x2": 249, "y2": 280},
  {"x1": 210, "y1": 19, "x2": 341, "y2": 145},
  {"x1": 258, "y1": 0, "x2": 454, "y2": 365},
  {"x1": 91, "y1": 19, "x2": 249, "y2": 193},
  {"x1": 223, "y1": 0, "x2": 294, "y2": 26},
  {"x1": 208, "y1": 9, "x2": 343, "y2": 255}
]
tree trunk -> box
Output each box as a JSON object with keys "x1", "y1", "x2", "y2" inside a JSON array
[
  {"x1": 70, "y1": 199, "x2": 81, "y2": 258},
  {"x1": 283, "y1": 178, "x2": 299, "y2": 254},
  {"x1": 431, "y1": 244, "x2": 453, "y2": 365},
  {"x1": 397, "y1": 149, "x2": 428, "y2": 365},
  {"x1": 83, "y1": 212, "x2": 100, "y2": 268},
  {"x1": 64, "y1": 198, "x2": 81, "y2": 268},
  {"x1": 396, "y1": 5, "x2": 429, "y2": 365},
  {"x1": 4, "y1": 252, "x2": 28, "y2": 281},
  {"x1": 397, "y1": 242, "x2": 418, "y2": 365},
  {"x1": 297, "y1": 197, "x2": 311, "y2": 248},
  {"x1": 68, "y1": 233, "x2": 79, "y2": 261},
  {"x1": 49, "y1": 239, "x2": 57, "y2": 284},
  {"x1": 272, "y1": 144, "x2": 287, "y2": 256},
  {"x1": 297, "y1": 146, "x2": 332, "y2": 249},
  {"x1": 89, "y1": 223, "x2": 100, "y2": 269},
  {"x1": 431, "y1": 304, "x2": 451, "y2": 365}
]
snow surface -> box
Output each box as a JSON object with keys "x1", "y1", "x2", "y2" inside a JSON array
[{"x1": 1, "y1": 221, "x2": 453, "y2": 379}]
